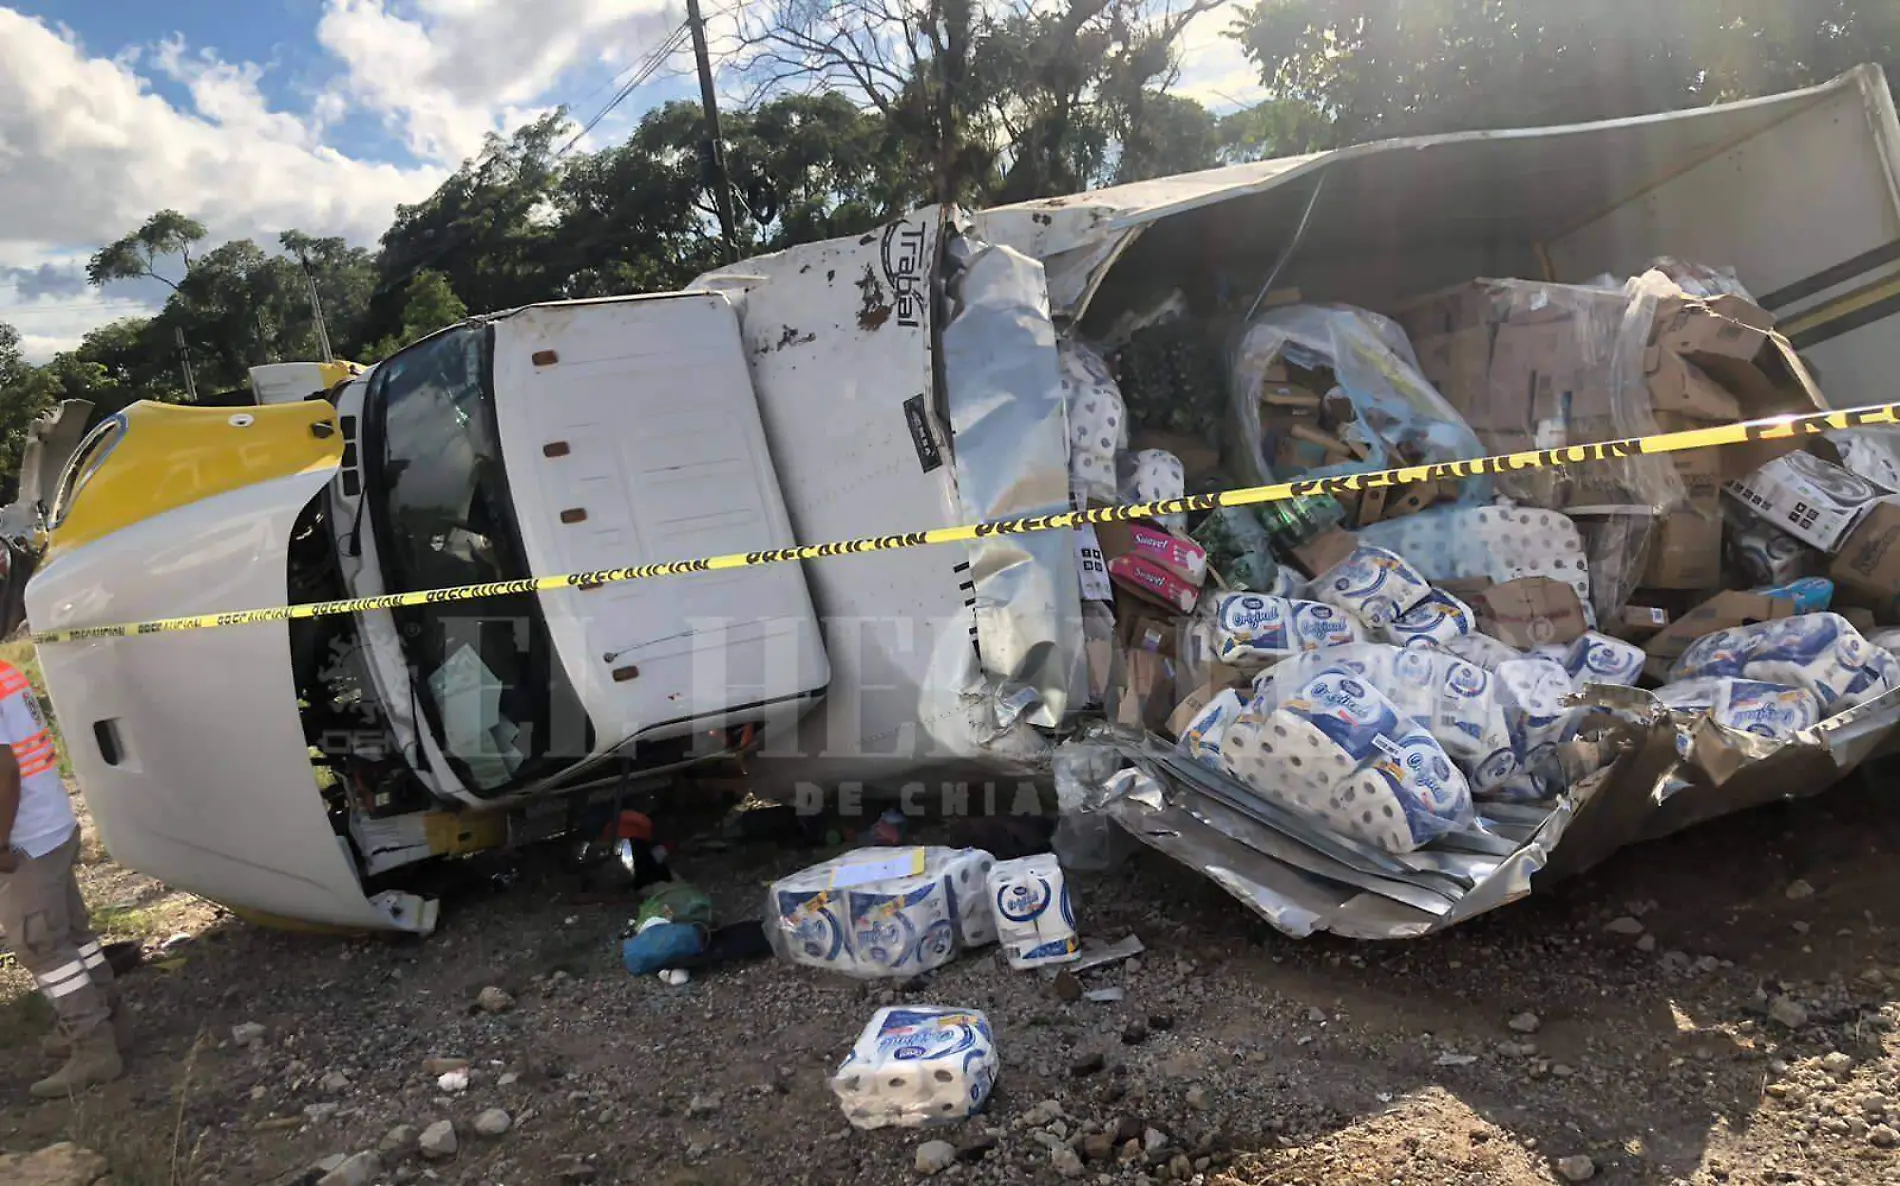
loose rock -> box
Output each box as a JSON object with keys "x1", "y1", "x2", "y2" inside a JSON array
[
  {"x1": 1785, "y1": 879, "x2": 1815, "y2": 901},
  {"x1": 687, "y1": 1092, "x2": 723, "y2": 1118},
  {"x1": 421, "y1": 1057, "x2": 467, "y2": 1076},
  {"x1": 1122, "y1": 1019, "x2": 1149, "y2": 1045},
  {"x1": 303, "y1": 1103, "x2": 339, "y2": 1124},
  {"x1": 1082, "y1": 1132, "x2": 1118, "y2": 1162},
  {"x1": 1021, "y1": 1099, "x2": 1064, "y2": 1127},
  {"x1": 316, "y1": 1151, "x2": 381, "y2": 1186},
  {"x1": 1636, "y1": 934, "x2": 1657, "y2": 953},
  {"x1": 476, "y1": 986, "x2": 515, "y2": 1013},
  {"x1": 419, "y1": 1120, "x2": 457, "y2": 1160},
  {"x1": 1052, "y1": 970, "x2": 1084, "y2": 1002},
  {"x1": 1186, "y1": 1085, "x2": 1208, "y2": 1110},
  {"x1": 319, "y1": 1070, "x2": 351, "y2": 1093},
  {"x1": 1051, "y1": 1145, "x2": 1085, "y2": 1178},
  {"x1": 1556, "y1": 1154, "x2": 1597, "y2": 1181},
  {"x1": 1604, "y1": 917, "x2": 1644, "y2": 936},
  {"x1": 1070, "y1": 1052, "x2": 1106, "y2": 1077},
  {"x1": 232, "y1": 1022, "x2": 266, "y2": 1047},
  {"x1": 1508, "y1": 1012, "x2": 1542, "y2": 1035},
  {"x1": 914, "y1": 1140, "x2": 956, "y2": 1176},
  {"x1": 474, "y1": 1108, "x2": 512, "y2": 1137},
  {"x1": 1822, "y1": 1052, "x2": 1856, "y2": 1075},
  {"x1": 377, "y1": 1125, "x2": 417, "y2": 1156},
  {"x1": 1869, "y1": 1124, "x2": 1899, "y2": 1148},
  {"x1": 1769, "y1": 997, "x2": 1810, "y2": 1029}
]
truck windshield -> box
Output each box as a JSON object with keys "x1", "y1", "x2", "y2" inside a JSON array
[{"x1": 363, "y1": 325, "x2": 586, "y2": 796}]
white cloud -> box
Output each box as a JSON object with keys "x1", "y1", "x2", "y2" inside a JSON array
[
  {"x1": 316, "y1": 0, "x2": 681, "y2": 165},
  {"x1": 1173, "y1": 2, "x2": 1267, "y2": 113},
  {"x1": 0, "y1": 10, "x2": 441, "y2": 258}
]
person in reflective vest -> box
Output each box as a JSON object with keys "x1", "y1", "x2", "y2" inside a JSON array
[{"x1": 0, "y1": 661, "x2": 126, "y2": 1097}]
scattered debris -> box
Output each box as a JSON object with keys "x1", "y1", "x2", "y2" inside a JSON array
[
  {"x1": 437, "y1": 1068, "x2": 471, "y2": 1093},
  {"x1": 1434, "y1": 1053, "x2": 1478, "y2": 1067},
  {"x1": 1072, "y1": 935, "x2": 1146, "y2": 972},
  {"x1": 914, "y1": 1140, "x2": 956, "y2": 1176},
  {"x1": 1052, "y1": 970, "x2": 1084, "y2": 1002},
  {"x1": 1084, "y1": 986, "x2": 1125, "y2": 1003}
]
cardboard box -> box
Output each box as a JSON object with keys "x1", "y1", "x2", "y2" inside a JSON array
[
  {"x1": 1724, "y1": 451, "x2": 1895, "y2": 552},
  {"x1": 1651, "y1": 293, "x2": 1776, "y2": 362},
  {"x1": 1393, "y1": 281, "x2": 1497, "y2": 340},
  {"x1": 1829, "y1": 497, "x2": 1900, "y2": 601},
  {"x1": 1618, "y1": 604, "x2": 1671, "y2": 640},
  {"x1": 1290, "y1": 527, "x2": 1359, "y2": 580},
  {"x1": 1646, "y1": 353, "x2": 1744, "y2": 422},
  {"x1": 1651, "y1": 412, "x2": 1725, "y2": 505},
  {"x1": 1841, "y1": 606, "x2": 1879, "y2": 635},
  {"x1": 1437, "y1": 576, "x2": 1496, "y2": 601},
  {"x1": 1641, "y1": 590, "x2": 1796, "y2": 680},
  {"x1": 1474, "y1": 577, "x2": 1589, "y2": 649},
  {"x1": 1164, "y1": 675, "x2": 1249, "y2": 741},
  {"x1": 1114, "y1": 648, "x2": 1176, "y2": 732},
  {"x1": 1355, "y1": 484, "x2": 1391, "y2": 526},
  {"x1": 1384, "y1": 483, "x2": 1439, "y2": 521},
  {"x1": 1643, "y1": 507, "x2": 1723, "y2": 590},
  {"x1": 1412, "y1": 327, "x2": 1493, "y2": 415}
]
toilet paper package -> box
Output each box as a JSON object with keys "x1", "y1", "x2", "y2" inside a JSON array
[
  {"x1": 1757, "y1": 576, "x2": 1835, "y2": 615},
  {"x1": 1248, "y1": 644, "x2": 1518, "y2": 796},
  {"x1": 1534, "y1": 632, "x2": 1645, "y2": 688},
  {"x1": 1444, "y1": 632, "x2": 1524, "y2": 672},
  {"x1": 1178, "y1": 689, "x2": 1246, "y2": 769},
  {"x1": 1359, "y1": 507, "x2": 1593, "y2": 622},
  {"x1": 1218, "y1": 671, "x2": 1474, "y2": 853},
  {"x1": 987, "y1": 854, "x2": 1080, "y2": 969},
  {"x1": 768, "y1": 847, "x2": 998, "y2": 978},
  {"x1": 830, "y1": 1006, "x2": 999, "y2": 1130},
  {"x1": 1311, "y1": 546, "x2": 1434, "y2": 630},
  {"x1": 1671, "y1": 613, "x2": 1900, "y2": 715},
  {"x1": 1211, "y1": 592, "x2": 1364, "y2": 664},
  {"x1": 1378, "y1": 588, "x2": 1477, "y2": 649},
  {"x1": 1491, "y1": 658, "x2": 1578, "y2": 800},
  {"x1": 1655, "y1": 678, "x2": 1823, "y2": 757},
  {"x1": 1729, "y1": 517, "x2": 1820, "y2": 587},
  {"x1": 1060, "y1": 340, "x2": 1127, "y2": 504},
  {"x1": 1127, "y1": 449, "x2": 1187, "y2": 530}
]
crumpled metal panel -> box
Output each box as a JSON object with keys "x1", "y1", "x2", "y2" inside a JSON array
[
  {"x1": 941, "y1": 241, "x2": 1086, "y2": 730},
  {"x1": 1105, "y1": 685, "x2": 1900, "y2": 939}
]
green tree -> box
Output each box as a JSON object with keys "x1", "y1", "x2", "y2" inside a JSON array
[
  {"x1": 361, "y1": 271, "x2": 468, "y2": 362},
  {"x1": 0, "y1": 323, "x2": 60, "y2": 479},
  {"x1": 279, "y1": 230, "x2": 376, "y2": 360},
  {"x1": 85, "y1": 209, "x2": 207, "y2": 291}
]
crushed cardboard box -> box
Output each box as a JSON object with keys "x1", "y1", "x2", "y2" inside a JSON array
[{"x1": 1474, "y1": 577, "x2": 1589, "y2": 649}]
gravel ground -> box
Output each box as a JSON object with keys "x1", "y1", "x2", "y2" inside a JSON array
[{"x1": 7, "y1": 765, "x2": 1900, "y2": 1186}]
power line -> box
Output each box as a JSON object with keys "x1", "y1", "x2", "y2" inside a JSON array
[{"x1": 562, "y1": 20, "x2": 691, "y2": 154}]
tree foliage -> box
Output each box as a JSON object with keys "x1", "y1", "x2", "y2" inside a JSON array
[{"x1": 5, "y1": 0, "x2": 1898, "y2": 487}]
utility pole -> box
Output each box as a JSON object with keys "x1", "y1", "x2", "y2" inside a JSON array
[
  {"x1": 173, "y1": 326, "x2": 198, "y2": 402},
  {"x1": 685, "y1": 0, "x2": 739, "y2": 261},
  {"x1": 298, "y1": 251, "x2": 335, "y2": 363}
]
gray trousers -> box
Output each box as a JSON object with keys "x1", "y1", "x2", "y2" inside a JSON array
[{"x1": 0, "y1": 827, "x2": 113, "y2": 1039}]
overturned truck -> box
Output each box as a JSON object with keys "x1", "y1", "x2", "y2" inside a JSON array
[{"x1": 23, "y1": 65, "x2": 1900, "y2": 934}]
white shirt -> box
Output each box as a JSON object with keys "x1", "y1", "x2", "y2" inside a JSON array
[{"x1": 0, "y1": 663, "x2": 74, "y2": 859}]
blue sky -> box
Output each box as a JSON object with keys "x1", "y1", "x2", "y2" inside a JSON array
[{"x1": 0, "y1": 1, "x2": 1262, "y2": 361}]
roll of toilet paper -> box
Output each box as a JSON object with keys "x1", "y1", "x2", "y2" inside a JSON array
[
  {"x1": 1251, "y1": 642, "x2": 1397, "y2": 712},
  {"x1": 1219, "y1": 671, "x2": 1473, "y2": 853},
  {"x1": 1534, "y1": 632, "x2": 1645, "y2": 687},
  {"x1": 1212, "y1": 593, "x2": 1364, "y2": 664},
  {"x1": 1672, "y1": 613, "x2": 1900, "y2": 715},
  {"x1": 767, "y1": 848, "x2": 998, "y2": 976},
  {"x1": 1128, "y1": 449, "x2": 1187, "y2": 530},
  {"x1": 938, "y1": 848, "x2": 999, "y2": 949},
  {"x1": 1311, "y1": 546, "x2": 1434, "y2": 630},
  {"x1": 1655, "y1": 677, "x2": 1822, "y2": 757},
  {"x1": 987, "y1": 854, "x2": 1079, "y2": 969},
  {"x1": 1379, "y1": 588, "x2": 1477, "y2": 649},
  {"x1": 1730, "y1": 518, "x2": 1819, "y2": 587},
  {"x1": 1178, "y1": 688, "x2": 1246, "y2": 769},
  {"x1": 830, "y1": 1006, "x2": 999, "y2": 1130},
  {"x1": 1060, "y1": 340, "x2": 1126, "y2": 505}
]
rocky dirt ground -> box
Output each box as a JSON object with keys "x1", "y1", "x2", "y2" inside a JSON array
[{"x1": 6, "y1": 764, "x2": 1900, "y2": 1186}]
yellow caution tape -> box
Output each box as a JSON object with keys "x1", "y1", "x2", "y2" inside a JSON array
[{"x1": 32, "y1": 401, "x2": 1900, "y2": 644}]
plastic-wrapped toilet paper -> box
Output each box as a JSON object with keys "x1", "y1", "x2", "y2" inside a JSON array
[
  {"x1": 1179, "y1": 689, "x2": 1245, "y2": 769},
  {"x1": 1534, "y1": 632, "x2": 1645, "y2": 687},
  {"x1": 1360, "y1": 506, "x2": 1593, "y2": 622},
  {"x1": 1757, "y1": 576, "x2": 1835, "y2": 614},
  {"x1": 1492, "y1": 658, "x2": 1578, "y2": 801},
  {"x1": 987, "y1": 854, "x2": 1079, "y2": 968},
  {"x1": 1219, "y1": 671, "x2": 1474, "y2": 853},
  {"x1": 1672, "y1": 613, "x2": 1900, "y2": 715},
  {"x1": 1311, "y1": 546, "x2": 1434, "y2": 630},
  {"x1": 830, "y1": 1006, "x2": 999, "y2": 1130},
  {"x1": 1060, "y1": 340, "x2": 1126, "y2": 504},
  {"x1": 1730, "y1": 518, "x2": 1819, "y2": 586},
  {"x1": 768, "y1": 848, "x2": 997, "y2": 978},
  {"x1": 1654, "y1": 677, "x2": 1822, "y2": 756},
  {"x1": 1211, "y1": 592, "x2": 1364, "y2": 664},
  {"x1": 1379, "y1": 588, "x2": 1477, "y2": 649},
  {"x1": 1444, "y1": 632, "x2": 1523, "y2": 671},
  {"x1": 1128, "y1": 449, "x2": 1187, "y2": 530}
]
